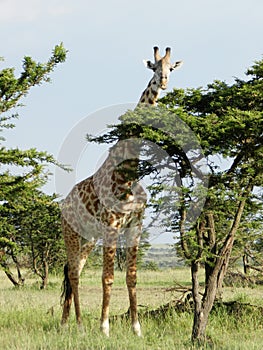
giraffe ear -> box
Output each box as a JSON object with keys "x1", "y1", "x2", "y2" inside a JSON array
[
  {"x1": 143, "y1": 60, "x2": 155, "y2": 70},
  {"x1": 170, "y1": 60, "x2": 183, "y2": 71}
]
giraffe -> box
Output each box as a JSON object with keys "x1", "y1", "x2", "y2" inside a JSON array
[{"x1": 60, "y1": 46, "x2": 183, "y2": 337}]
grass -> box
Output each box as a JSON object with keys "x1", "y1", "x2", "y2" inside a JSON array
[{"x1": 0, "y1": 268, "x2": 262, "y2": 349}]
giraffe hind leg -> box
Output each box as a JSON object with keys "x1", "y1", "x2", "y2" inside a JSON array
[
  {"x1": 126, "y1": 245, "x2": 142, "y2": 336},
  {"x1": 61, "y1": 240, "x2": 95, "y2": 326},
  {"x1": 64, "y1": 259, "x2": 82, "y2": 325}
]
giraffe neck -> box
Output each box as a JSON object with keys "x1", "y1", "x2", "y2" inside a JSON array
[{"x1": 138, "y1": 76, "x2": 161, "y2": 106}]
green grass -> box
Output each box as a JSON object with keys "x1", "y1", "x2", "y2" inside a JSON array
[{"x1": 0, "y1": 269, "x2": 262, "y2": 349}]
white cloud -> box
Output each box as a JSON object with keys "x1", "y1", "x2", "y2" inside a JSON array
[{"x1": 0, "y1": 0, "x2": 74, "y2": 23}]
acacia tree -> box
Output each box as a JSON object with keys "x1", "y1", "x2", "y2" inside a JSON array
[
  {"x1": 87, "y1": 58, "x2": 263, "y2": 343},
  {"x1": 19, "y1": 192, "x2": 65, "y2": 289},
  {"x1": 0, "y1": 44, "x2": 67, "y2": 285},
  {"x1": 159, "y1": 58, "x2": 263, "y2": 342}
]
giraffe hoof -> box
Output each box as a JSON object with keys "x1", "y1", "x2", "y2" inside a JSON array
[
  {"x1": 100, "y1": 321, "x2": 110, "y2": 337},
  {"x1": 60, "y1": 318, "x2": 69, "y2": 327},
  {"x1": 132, "y1": 321, "x2": 142, "y2": 337}
]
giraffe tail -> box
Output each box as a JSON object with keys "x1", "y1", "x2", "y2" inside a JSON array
[{"x1": 61, "y1": 263, "x2": 72, "y2": 305}]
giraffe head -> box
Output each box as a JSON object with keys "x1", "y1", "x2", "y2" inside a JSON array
[
  {"x1": 144, "y1": 46, "x2": 183, "y2": 90},
  {"x1": 139, "y1": 47, "x2": 183, "y2": 105}
]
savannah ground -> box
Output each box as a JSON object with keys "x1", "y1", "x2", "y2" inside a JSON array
[{"x1": 0, "y1": 268, "x2": 263, "y2": 350}]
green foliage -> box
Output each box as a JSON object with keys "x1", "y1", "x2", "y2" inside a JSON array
[
  {"x1": 0, "y1": 44, "x2": 67, "y2": 286},
  {"x1": 19, "y1": 192, "x2": 65, "y2": 274},
  {"x1": 142, "y1": 260, "x2": 160, "y2": 271},
  {"x1": 0, "y1": 43, "x2": 66, "y2": 115},
  {"x1": 159, "y1": 58, "x2": 263, "y2": 265}
]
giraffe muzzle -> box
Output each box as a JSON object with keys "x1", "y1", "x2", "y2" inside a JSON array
[{"x1": 160, "y1": 78, "x2": 168, "y2": 89}]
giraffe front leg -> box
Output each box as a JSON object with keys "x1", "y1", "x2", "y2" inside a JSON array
[
  {"x1": 126, "y1": 245, "x2": 142, "y2": 337},
  {"x1": 100, "y1": 245, "x2": 116, "y2": 336}
]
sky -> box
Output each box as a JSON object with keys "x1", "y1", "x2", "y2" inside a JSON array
[{"x1": 1, "y1": 0, "x2": 262, "y2": 243}]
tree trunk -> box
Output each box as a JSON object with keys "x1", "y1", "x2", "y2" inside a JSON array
[
  {"x1": 192, "y1": 308, "x2": 210, "y2": 344},
  {"x1": 40, "y1": 259, "x2": 49, "y2": 289},
  {"x1": 216, "y1": 246, "x2": 232, "y2": 296},
  {"x1": 191, "y1": 183, "x2": 252, "y2": 343},
  {"x1": 243, "y1": 254, "x2": 250, "y2": 275},
  {"x1": 0, "y1": 261, "x2": 21, "y2": 287},
  {"x1": 191, "y1": 261, "x2": 218, "y2": 343},
  {"x1": 116, "y1": 247, "x2": 125, "y2": 271},
  {"x1": 11, "y1": 251, "x2": 25, "y2": 285}
]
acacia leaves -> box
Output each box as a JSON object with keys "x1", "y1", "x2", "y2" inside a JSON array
[
  {"x1": 0, "y1": 43, "x2": 67, "y2": 114},
  {"x1": 0, "y1": 45, "x2": 67, "y2": 286}
]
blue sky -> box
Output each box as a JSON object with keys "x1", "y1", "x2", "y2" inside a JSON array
[{"x1": 1, "y1": 0, "x2": 262, "y2": 198}]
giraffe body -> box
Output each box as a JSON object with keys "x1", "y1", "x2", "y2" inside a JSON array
[{"x1": 61, "y1": 47, "x2": 182, "y2": 336}]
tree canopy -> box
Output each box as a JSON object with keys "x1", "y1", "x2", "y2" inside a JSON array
[{"x1": 0, "y1": 44, "x2": 67, "y2": 287}]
